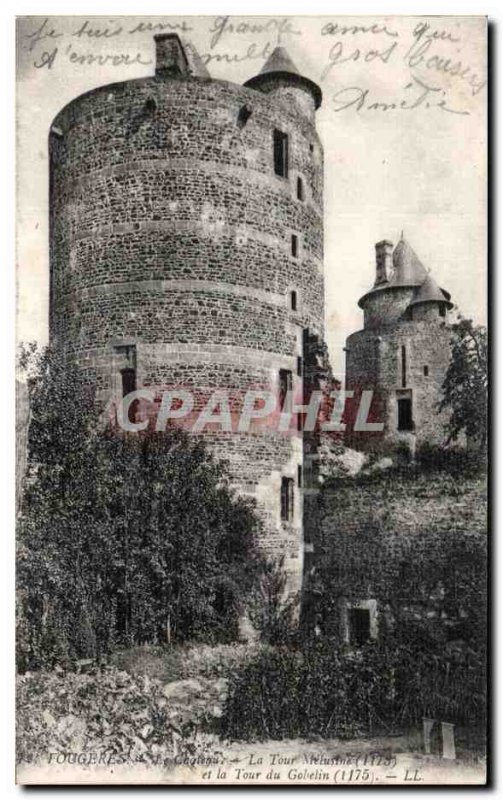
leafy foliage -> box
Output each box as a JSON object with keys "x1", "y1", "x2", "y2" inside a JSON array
[
  {"x1": 248, "y1": 558, "x2": 299, "y2": 646},
  {"x1": 313, "y1": 525, "x2": 486, "y2": 652},
  {"x1": 439, "y1": 317, "x2": 488, "y2": 448},
  {"x1": 16, "y1": 667, "x2": 178, "y2": 766},
  {"x1": 221, "y1": 639, "x2": 486, "y2": 741},
  {"x1": 223, "y1": 464, "x2": 487, "y2": 742},
  {"x1": 17, "y1": 345, "x2": 263, "y2": 671}
]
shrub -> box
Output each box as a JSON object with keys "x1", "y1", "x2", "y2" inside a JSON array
[
  {"x1": 416, "y1": 442, "x2": 487, "y2": 476},
  {"x1": 16, "y1": 667, "x2": 178, "y2": 766},
  {"x1": 248, "y1": 559, "x2": 299, "y2": 646},
  {"x1": 17, "y1": 345, "x2": 264, "y2": 671},
  {"x1": 221, "y1": 638, "x2": 486, "y2": 742}
]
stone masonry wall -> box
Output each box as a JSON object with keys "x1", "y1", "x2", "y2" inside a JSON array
[
  {"x1": 345, "y1": 318, "x2": 452, "y2": 454},
  {"x1": 49, "y1": 70, "x2": 325, "y2": 591},
  {"x1": 308, "y1": 468, "x2": 486, "y2": 639},
  {"x1": 362, "y1": 287, "x2": 414, "y2": 329}
]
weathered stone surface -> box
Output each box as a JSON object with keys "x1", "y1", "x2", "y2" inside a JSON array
[
  {"x1": 345, "y1": 238, "x2": 454, "y2": 455},
  {"x1": 49, "y1": 42, "x2": 325, "y2": 591}
]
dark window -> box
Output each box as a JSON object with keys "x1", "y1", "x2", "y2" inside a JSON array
[
  {"x1": 290, "y1": 290, "x2": 297, "y2": 311},
  {"x1": 397, "y1": 397, "x2": 413, "y2": 431},
  {"x1": 297, "y1": 176, "x2": 304, "y2": 201},
  {"x1": 439, "y1": 304, "x2": 446, "y2": 317},
  {"x1": 349, "y1": 608, "x2": 371, "y2": 645},
  {"x1": 401, "y1": 344, "x2": 407, "y2": 388},
  {"x1": 214, "y1": 584, "x2": 232, "y2": 615},
  {"x1": 237, "y1": 104, "x2": 252, "y2": 128},
  {"x1": 121, "y1": 368, "x2": 136, "y2": 398},
  {"x1": 423, "y1": 365, "x2": 429, "y2": 376},
  {"x1": 291, "y1": 234, "x2": 298, "y2": 258},
  {"x1": 297, "y1": 464, "x2": 303, "y2": 488},
  {"x1": 279, "y1": 369, "x2": 293, "y2": 411},
  {"x1": 297, "y1": 356, "x2": 303, "y2": 377},
  {"x1": 273, "y1": 129, "x2": 289, "y2": 177},
  {"x1": 281, "y1": 477, "x2": 294, "y2": 521},
  {"x1": 309, "y1": 142, "x2": 314, "y2": 153},
  {"x1": 144, "y1": 96, "x2": 158, "y2": 114},
  {"x1": 116, "y1": 594, "x2": 132, "y2": 637}
]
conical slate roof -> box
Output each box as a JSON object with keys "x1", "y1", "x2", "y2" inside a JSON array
[
  {"x1": 257, "y1": 46, "x2": 301, "y2": 77},
  {"x1": 390, "y1": 238, "x2": 428, "y2": 287},
  {"x1": 244, "y1": 46, "x2": 322, "y2": 109},
  {"x1": 410, "y1": 273, "x2": 453, "y2": 308},
  {"x1": 357, "y1": 236, "x2": 452, "y2": 309}
]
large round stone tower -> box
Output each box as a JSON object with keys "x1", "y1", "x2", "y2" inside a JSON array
[
  {"x1": 49, "y1": 35, "x2": 324, "y2": 591},
  {"x1": 345, "y1": 237, "x2": 454, "y2": 455}
]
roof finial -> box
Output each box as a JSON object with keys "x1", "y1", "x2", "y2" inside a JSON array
[{"x1": 400, "y1": 229, "x2": 404, "y2": 240}]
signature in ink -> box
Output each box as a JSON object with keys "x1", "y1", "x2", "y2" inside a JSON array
[{"x1": 332, "y1": 75, "x2": 470, "y2": 115}]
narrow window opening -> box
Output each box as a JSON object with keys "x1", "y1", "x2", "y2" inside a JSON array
[
  {"x1": 144, "y1": 96, "x2": 158, "y2": 114},
  {"x1": 121, "y1": 368, "x2": 136, "y2": 398},
  {"x1": 237, "y1": 104, "x2": 252, "y2": 128},
  {"x1": 115, "y1": 344, "x2": 138, "y2": 420},
  {"x1": 121, "y1": 368, "x2": 138, "y2": 424},
  {"x1": 281, "y1": 477, "x2": 294, "y2": 522},
  {"x1": 273, "y1": 129, "x2": 289, "y2": 178},
  {"x1": 297, "y1": 464, "x2": 303, "y2": 488},
  {"x1": 349, "y1": 608, "x2": 371, "y2": 646},
  {"x1": 290, "y1": 290, "x2": 298, "y2": 311},
  {"x1": 439, "y1": 304, "x2": 446, "y2": 318},
  {"x1": 401, "y1": 344, "x2": 407, "y2": 388},
  {"x1": 291, "y1": 234, "x2": 298, "y2": 258},
  {"x1": 309, "y1": 142, "x2": 314, "y2": 153},
  {"x1": 297, "y1": 356, "x2": 303, "y2": 377},
  {"x1": 297, "y1": 176, "x2": 304, "y2": 201},
  {"x1": 279, "y1": 369, "x2": 293, "y2": 412},
  {"x1": 423, "y1": 365, "x2": 429, "y2": 377},
  {"x1": 214, "y1": 584, "x2": 231, "y2": 616},
  {"x1": 397, "y1": 397, "x2": 413, "y2": 431}
]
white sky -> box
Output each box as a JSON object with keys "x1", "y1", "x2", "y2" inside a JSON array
[{"x1": 16, "y1": 14, "x2": 487, "y2": 380}]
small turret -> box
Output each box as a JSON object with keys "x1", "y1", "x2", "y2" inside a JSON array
[
  {"x1": 410, "y1": 273, "x2": 452, "y2": 308},
  {"x1": 244, "y1": 46, "x2": 322, "y2": 121},
  {"x1": 409, "y1": 273, "x2": 453, "y2": 321},
  {"x1": 346, "y1": 234, "x2": 456, "y2": 454}
]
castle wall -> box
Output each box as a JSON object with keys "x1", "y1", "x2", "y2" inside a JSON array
[
  {"x1": 308, "y1": 469, "x2": 486, "y2": 640},
  {"x1": 411, "y1": 302, "x2": 447, "y2": 322},
  {"x1": 345, "y1": 319, "x2": 452, "y2": 454},
  {"x1": 49, "y1": 72, "x2": 324, "y2": 590},
  {"x1": 246, "y1": 77, "x2": 317, "y2": 121},
  {"x1": 362, "y1": 287, "x2": 414, "y2": 328}
]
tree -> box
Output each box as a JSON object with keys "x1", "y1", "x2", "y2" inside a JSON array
[
  {"x1": 17, "y1": 345, "x2": 263, "y2": 670},
  {"x1": 439, "y1": 317, "x2": 488, "y2": 450}
]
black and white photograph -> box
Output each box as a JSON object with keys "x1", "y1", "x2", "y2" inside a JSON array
[{"x1": 14, "y1": 13, "x2": 487, "y2": 786}]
